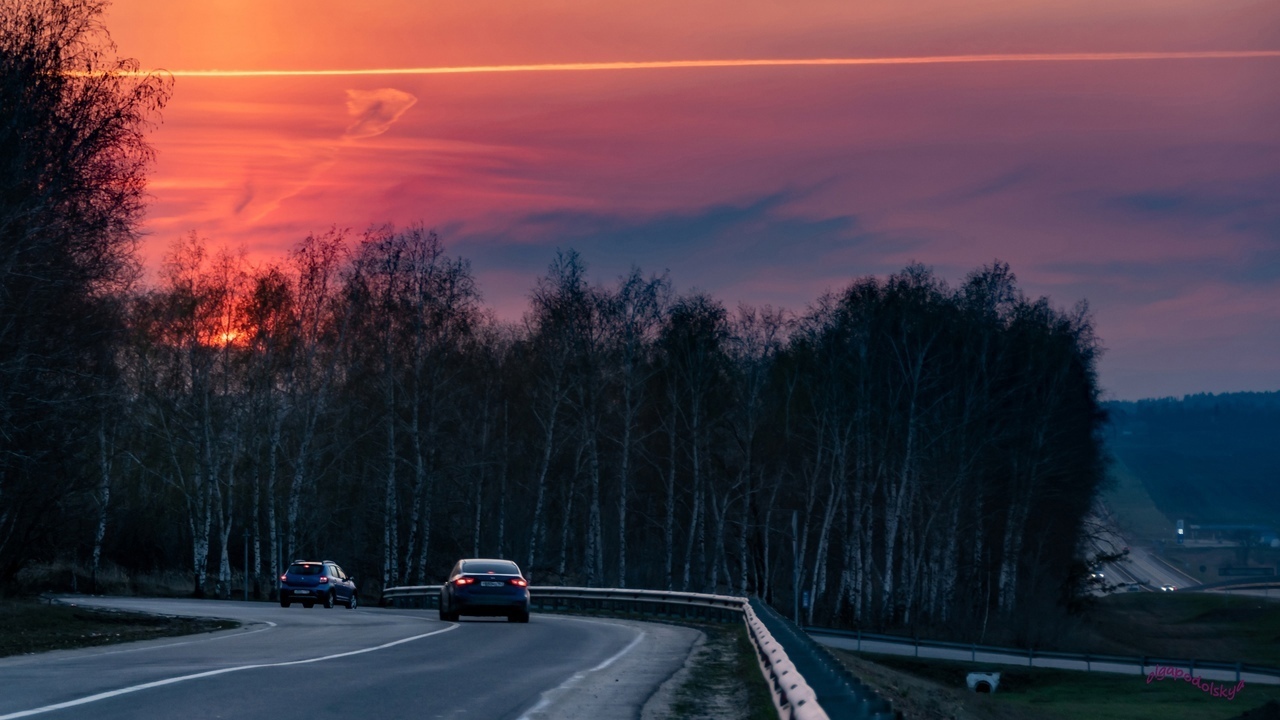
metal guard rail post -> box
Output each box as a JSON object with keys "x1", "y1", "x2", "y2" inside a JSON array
[{"x1": 381, "y1": 585, "x2": 833, "y2": 719}]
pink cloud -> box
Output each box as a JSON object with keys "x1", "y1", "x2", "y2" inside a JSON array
[{"x1": 343, "y1": 88, "x2": 417, "y2": 139}]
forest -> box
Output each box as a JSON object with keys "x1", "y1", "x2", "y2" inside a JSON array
[
  {"x1": 1106, "y1": 392, "x2": 1280, "y2": 527},
  {"x1": 0, "y1": 0, "x2": 1107, "y2": 642}
]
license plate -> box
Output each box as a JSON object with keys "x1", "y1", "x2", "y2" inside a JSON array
[{"x1": 481, "y1": 581, "x2": 503, "y2": 587}]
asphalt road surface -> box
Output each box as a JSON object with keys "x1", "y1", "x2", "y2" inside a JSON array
[
  {"x1": 1088, "y1": 520, "x2": 1198, "y2": 592},
  {"x1": 0, "y1": 597, "x2": 700, "y2": 720}
]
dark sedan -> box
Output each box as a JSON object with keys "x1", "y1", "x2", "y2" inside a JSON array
[{"x1": 439, "y1": 558, "x2": 530, "y2": 623}]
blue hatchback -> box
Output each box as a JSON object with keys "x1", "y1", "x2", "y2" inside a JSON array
[
  {"x1": 279, "y1": 560, "x2": 358, "y2": 609},
  {"x1": 439, "y1": 558, "x2": 530, "y2": 622}
]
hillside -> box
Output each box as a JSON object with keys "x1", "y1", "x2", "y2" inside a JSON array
[{"x1": 1104, "y1": 391, "x2": 1280, "y2": 538}]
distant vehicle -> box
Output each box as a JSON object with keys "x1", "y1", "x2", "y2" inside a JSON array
[
  {"x1": 1126, "y1": 583, "x2": 1143, "y2": 592},
  {"x1": 1089, "y1": 571, "x2": 1105, "y2": 582},
  {"x1": 1160, "y1": 584, "x2": 1176, "y2": 592},
  {"x1": 279, "y1": 560, "x2": 358, "y2": 609},
  {"x1": 439, "y1": 558, "x2": 530, "y2": 623}
]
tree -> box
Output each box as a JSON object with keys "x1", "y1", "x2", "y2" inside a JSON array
[{"x1": 0, "y1": 0, "x2": 169, "y2": 584}]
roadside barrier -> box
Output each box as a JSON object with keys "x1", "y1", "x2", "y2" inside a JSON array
[
  {"x1": 806, "y1": 626, "x2": 1280, "y2": 685},
  {"x1": 381, "y1": 585, "x2": 897, "y2": 719}
]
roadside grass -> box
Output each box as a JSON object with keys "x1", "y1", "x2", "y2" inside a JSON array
[
  {"x1": 1101, "y1": 457, "x2": 1174, "y2": 543},
  {"x1": 15, "y1": 561, "x2": 203, "y2": 597},
  {"x1": 819, "y1": 591, "x2": 1280, "y2": 720},
  {"x1": 670, "y1": 622, "x2": 775, "y2": 720},
  {"x1": 842, "y1": 653, "x2": 1278, "y2": 720},
  {"x1": 0, "y1": 598, "x2": 239, "y2": 658},
  {"x1": 1083, "y1": 592, "x2": 1280, "y2": 667}
]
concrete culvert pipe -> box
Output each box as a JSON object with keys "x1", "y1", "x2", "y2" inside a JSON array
[{"x1": 967, "y1": 672, "x2": 1001, "y2": 693}]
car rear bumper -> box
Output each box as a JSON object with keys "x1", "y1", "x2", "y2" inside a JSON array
[
  {"x1": 454, "y1": 600, "x2": 529, "y2": 616},
  {"x1": 451, "y1": 589, "x2": 530, "y2": 615}
]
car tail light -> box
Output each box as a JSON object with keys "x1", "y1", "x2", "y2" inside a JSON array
[
  {"x1": 509, "y1": 578, "x2": 527, "y2": 587},
  {"x1": 318, "y1": 576, "x2": 328, "y2": 583},
  {"x1": 280, "y1": 574, "x2": 287, "y2": 582},
  {"x1": 454, "y1": 577, "x2": 475, "y2": 586}
]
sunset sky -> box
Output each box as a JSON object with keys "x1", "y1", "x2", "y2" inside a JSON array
[{"x1": 103, "y1": 0, "x2": 1280, "y2": 400}]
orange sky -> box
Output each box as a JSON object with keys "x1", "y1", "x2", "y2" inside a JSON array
[{"x1": 103, "y1": 0, "x2": 1280, "y2": 399}]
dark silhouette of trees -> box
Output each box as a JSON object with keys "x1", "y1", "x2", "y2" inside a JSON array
[
  {"x1": 25, "y1": 225, "x2": 1106, "y2": 639},
  {"x1": 0, "y1": 6, "x2": 1105, "y2": 635},
  {"x1": 0, "y1": 0, "x2": 169, "y2": 585}
]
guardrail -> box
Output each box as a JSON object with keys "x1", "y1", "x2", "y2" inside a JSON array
[
  {"x1": 743, "y1": 600, "x2": 829, "y2": 720},
  {"x1": 806, "y1": 626, "x2": 1280, "y2": 685},
  {"x1": 380, "y1": 585, "x2": 744, "y2": 621},
  {"x1": 754, "y1": 600, "x2": 897, "y2": 719},
  {"x1": 379, "y1": 584, "x2": 892, "y2": 719},
  {"x1": 1193, "y1": 578, "x2": 1280, "y2": 592}
]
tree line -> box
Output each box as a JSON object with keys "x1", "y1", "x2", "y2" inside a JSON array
[{"x1": 0, "y1": 0, "x2": 1107, "y2": 641}]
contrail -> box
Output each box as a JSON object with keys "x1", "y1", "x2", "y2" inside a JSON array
[{"x1": 118, "y1": 50, "x2": 1280, "y2": 78}]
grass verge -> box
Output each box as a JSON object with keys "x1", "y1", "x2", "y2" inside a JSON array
[
  {"x1": 1081, "y1": 592, "x2": 1280, "y2": 667},
  {"x1": 0, "y1": 598, "x2": 239, "y2": 658},
  {"x1": 838, "y1": 652, "x2": 1279, "y2": 720},
  {"x1": 1101, "y1": 456, "x2": 1174, "y2": 543},
  {"x1": 669, "y1": 622, "x2": 776, "y2": 720}
]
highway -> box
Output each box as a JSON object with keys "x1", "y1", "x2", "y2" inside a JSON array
[
  {"x1": 0, "y1": 597, "x2": 700, "y2": 720},
  {"x1": 1086, "y1": 516, "x2": 1198, "y2": 592}
]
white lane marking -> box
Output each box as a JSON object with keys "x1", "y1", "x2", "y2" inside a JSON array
[
  {"x1": 516, "y1": 627, "x2": 646, "y2": 720},
  {"x1": 587, "y1": 630, "x2": 645, "y2": 672},
  {"x1": 17, "y1": 601, "x2": 450, "y2": 665},
  {"x1": 0, "y1": 625, "x2": 458, "y2": 719}
]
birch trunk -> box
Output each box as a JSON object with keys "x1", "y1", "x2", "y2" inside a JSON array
[
  {"x1": 526, "y1": 396, "x2": 560, "y2": 575},
  {"x1": 188, "y1": 479, "x2": 212, "y2": 597},
  {"x1": 586, "y1": 430, "x2": 603, "y2": 587},
  {"x1": 557, "y1": 477, "x2": 575, "y2": 577},
  {"x1": 664, "y1": 409, "x2": 677, "y2": 590},
  {"x1": 382, "y1": 382, "x2": 399, "y2": 589},
  {"x1": 686, "y1": 407, "x2": 704, "y2": 591},
  {"x1": 761, "y1": 478, "x2": 779, "y2": 601},
  {"x1": 807, "y1": 475, "x2": 844, "y2": 625},
  {"x1": 681, "y1": 487, "x2": 701, "y2": 592},
  {"x1": 737, "y1": 471, "x2": 750, "y2": 596},
  {"x1": 266, "y1": 415, "x2": 281, "y2": 595},
  {"x1": 472, "y1": 400, "x2": 489, "y2": 558},
  {"x1": 616, "y1": 389, "x2": 633, "y2": 587},
  {"x1": 881, "y1": 397, "x2": 917, "y2": 621},
  {"x1": 285, "y1": 425, "x2": 311, "y2": 567},
  {"x1": 709, "y1": 486, "x2": 724, "y2": 591},
  {"x1": 497, "y1": 401, "x2": 509, "y2": 558},
  {"x1": 405, "y1": 407, "x2": 435, "y2": 584},
  {"x1": 998, "y1": 498, "x2": 1029, "y2": 615},
  {"x1": 91, "y1": 418, "x2": 113, "y2": 591}
]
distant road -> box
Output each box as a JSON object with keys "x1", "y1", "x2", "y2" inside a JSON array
[
  {"x1": 0, "y1": 597, "x2": 699, "y2": 720},
  {"x1": 1088, "y1": 517, "x2": 1198, "y2": 592}
]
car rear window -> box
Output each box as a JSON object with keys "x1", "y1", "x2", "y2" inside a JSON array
[
  {"x1": 461, "y1": 560, "x2": 520, "y2": 575},
  {"x1": 288, "y1": 563, "x2": 323, "y2": 575}
]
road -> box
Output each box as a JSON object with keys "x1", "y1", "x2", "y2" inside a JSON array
[
  {"x1": 0, "y1": 597, "x2": 700, "y2": 720},
  {"x1": 1086, "y1": 514, "x2": 1198, "y2": 592}
]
